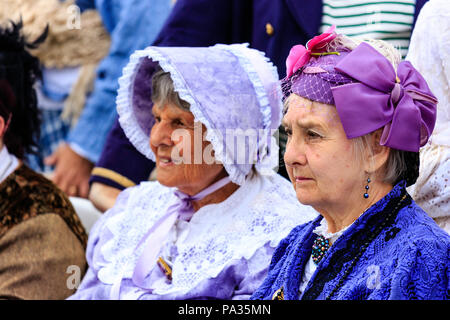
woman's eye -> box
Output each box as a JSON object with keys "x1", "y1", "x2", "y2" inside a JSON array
[
  {"x1": 154, "y1": 116, "x2": 161, "y2": 123},
  {"x1": 306, "y1": 130, "x2": 321, "y2": 139},
  {"x1": 174, "y1": 119, "x2": 185, "y2": 126},
  {"x1": 284, "y1": 127, "x2": 292, "y2": 136}
]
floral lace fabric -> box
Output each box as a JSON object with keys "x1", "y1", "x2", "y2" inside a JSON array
[{"x1": 87, "y1": 173, "x2": 318, "y2": 296}]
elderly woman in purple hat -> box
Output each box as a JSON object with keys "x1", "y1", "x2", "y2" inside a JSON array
[
  {"x1": 251, "y1": 27, "x2": 449, "y2": 300},
  {"x1": 69, "y1": 44, "x2": 317, "y2": 300}
]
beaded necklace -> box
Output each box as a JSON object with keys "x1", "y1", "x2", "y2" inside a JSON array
[
  {"x1": 325, "y1": 192, "x2": 408, "y2": 300},
  {"x1": 311, "y1": 236, "x2": 330, "y2": 264},
  {"x1": 311, "y1": 209, "x2": 365, "y2": 265}
]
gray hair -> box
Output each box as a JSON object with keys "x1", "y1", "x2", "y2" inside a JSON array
[
  {"x1": 352, "y1": 134, "x2": 407, "y2": 185},
  {"x1": 327, "y1": 34, "x2": 402, "y2": 70},
  {"x1": 151, "y1": 68, "x2": 190, "y2": 111}
]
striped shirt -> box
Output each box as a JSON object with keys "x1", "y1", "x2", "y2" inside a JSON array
[{"x1": 320, "y1": 0, "x2": 416, "y2": 58}]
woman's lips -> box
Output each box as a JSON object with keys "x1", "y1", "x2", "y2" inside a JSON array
[
  {"x1": 157, "y1": 156, "x2": 174, "y2": 167},
  {"x1": 294, "y1": 176, "x2": 313, "y2": 182}
]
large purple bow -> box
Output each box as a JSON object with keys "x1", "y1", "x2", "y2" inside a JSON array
[{"x1": 331, "y1": 43, "x2": 437, "y2": 152}]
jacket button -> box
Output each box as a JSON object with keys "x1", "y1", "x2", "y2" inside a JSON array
[{"x1": 266, "y1": 23, "x2": 274, "y2": 36}]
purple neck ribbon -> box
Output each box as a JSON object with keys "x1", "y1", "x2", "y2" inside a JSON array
[
  {"x1": 331, "y1": 42, "x2": 437, "y2": 152},
  {"x1": 110, "y1": 176, "x2": 232, "y2": 297}
]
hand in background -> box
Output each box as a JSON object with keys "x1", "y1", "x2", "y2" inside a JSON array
[
  {"x1": 45, "y1": 143, "x2": 94, "y2": 198},
  {"x1": 89, "y1": 182, "x2": 121, "y2": 212}
]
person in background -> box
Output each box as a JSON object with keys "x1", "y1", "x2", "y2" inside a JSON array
[
  {"x1": 0, "y1": 0, "x2": 110, "y2": 191},
  {"x1": 89, "y1": 0, "x2": 429, "y2": 213},
  {"x1": 251, "y1": 29, "x2": 448, "y2": 300},
  {"x1": 405, "y1": 0, "x2": 450, "y2": 234},
  {"x1": 44, "y1": 0, "x2": 172, "y2": 198},
  {"x1": 69, "y1": 44, "x2": 317, "y2": 299},
  {"x1": 0, "y1": 21, "x2": 87, "y2": 300}
]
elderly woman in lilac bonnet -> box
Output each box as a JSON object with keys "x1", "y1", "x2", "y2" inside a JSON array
[
  {"x1": 251, "y1": 27, "x2": 449, "y2": 300},
  {"x1": 69, "y1": 44, "x2": 317, "y2": 300}
]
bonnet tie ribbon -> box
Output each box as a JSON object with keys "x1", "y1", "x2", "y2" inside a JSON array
[
  {"x1": 109, "y1": 175, "x2": 231, "y2": 299},
  {"x1": 331, "y1": 42, "x2": 438, "y2": 152}
]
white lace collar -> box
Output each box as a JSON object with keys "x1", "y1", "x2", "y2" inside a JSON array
[
  {"x1": 313, "y1": 218, "x2": 353, "y2": 245},
  {"x1": 95, "y1": 173, "x2": 318, "y2": 295},
  {"x1": 312, "y1": 207, "x2": 371, "y2": 245}
]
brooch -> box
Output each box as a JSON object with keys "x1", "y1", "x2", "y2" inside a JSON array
[
  {"x1": 272, "y1": 287, "x2": 284, "y2": 300},
  {"x1": 157, "y1": 256, "x2": 172, "y2": 281},
  {"x1": 312, "y1": 235, "x2": 330, "y2": 265}
]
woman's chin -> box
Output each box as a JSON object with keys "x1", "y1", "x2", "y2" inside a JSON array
[
  {"x1": 294, "y1": 190, "x2": 316, "y2": 207},
  {"x1": 155, "y1": 172, "x2": 177, "y2": 188}
]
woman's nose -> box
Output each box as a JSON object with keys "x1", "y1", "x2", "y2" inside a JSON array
[
  {"x1": 284, "y1": 138, "x2": 307, "y2": 167},
  {"x1": 150, "y1": 121, "x2": 173, "y2": 148}
]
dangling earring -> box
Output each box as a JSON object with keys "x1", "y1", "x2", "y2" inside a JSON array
[{"x1": 364, "y1": 176, "x2": 371, "y2": 199}]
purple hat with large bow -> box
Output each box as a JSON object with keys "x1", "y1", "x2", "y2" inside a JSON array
[{"x1": 284, "y1": 30, "x2": 438, "y2": 153}]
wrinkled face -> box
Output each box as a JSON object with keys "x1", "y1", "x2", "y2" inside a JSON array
[
  {"x1": 150, "y1": 102, "x2": 225, "y2": 195},
  {"x1": 282, "y1": 94, "x2": 366, "y2": 212}
]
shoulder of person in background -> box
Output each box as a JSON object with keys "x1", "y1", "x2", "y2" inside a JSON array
[{"x1": 0, "y1": 164, "x2": 87, "y2": 299}]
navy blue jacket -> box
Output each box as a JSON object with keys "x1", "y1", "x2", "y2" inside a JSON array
[{"x1": 91, "y1": 0, "x2": 429, "y2": 190}]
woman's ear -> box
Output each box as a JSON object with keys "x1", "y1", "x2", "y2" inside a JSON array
[
  {"x1": 363, "y1": 129, "x2": 390, "y2": 174},
  {"x1": 0, "y1": 116, "x2": 5, "y2": 139}
]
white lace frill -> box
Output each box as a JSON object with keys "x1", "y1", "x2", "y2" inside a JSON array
[
  {"x1": 116, "y1": 49, "x2": 156, "y2": 162},
  {"x1": 116, "y1": 44, "x2": 282, "y2": 186},
  {"x1": 312, "y1": 218, "x2": 351, "y2": 245},
  {"x1": 216, "y1": 44, "x2": 283, "y2": 178},
  {"x1": 95, "y1": 173, "x2": 318, "y2": 295}
]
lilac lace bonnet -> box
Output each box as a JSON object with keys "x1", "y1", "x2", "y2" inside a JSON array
[{"x1": 116, "y1": 44, "x2": 283, "y2": 185}]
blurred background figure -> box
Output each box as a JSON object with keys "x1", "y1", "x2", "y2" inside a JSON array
[
  {"x1": 0, "y1": 0, "x2": 172, "y2": 199},
  {"x1": 0, "y1": 0, "x2": 111, "y2": 231},
  {"x1": 0, "y1": 21, "x2": 87, "y2": 300},
  {"x1": 89, "y1": 0, "x2": 429, "y2": 213},
  {"x1": 46, "y1": 0, "x2": 172, "y2": 198},
  {"x1": 406, "y1": 0, "x2": 450, "y2": 234},
  {"x1": 0, "y1": 0, "x2": 110, "y2": 192}
]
